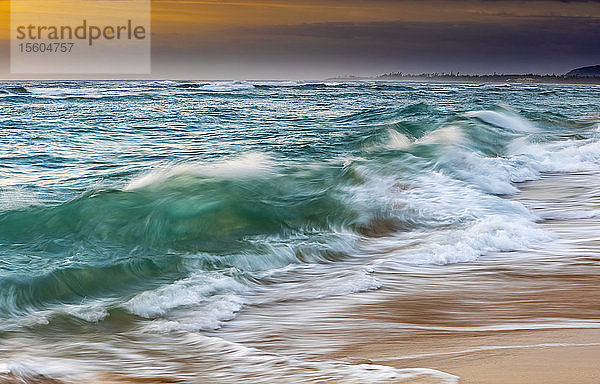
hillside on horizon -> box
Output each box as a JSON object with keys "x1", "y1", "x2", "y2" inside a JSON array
[{"x1": 566, "y1": 65, "x2": 600, "y2": 77}]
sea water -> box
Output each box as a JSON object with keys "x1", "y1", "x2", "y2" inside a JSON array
[{"x1": 1, "y1": 80, "x2": 599, "y2": 383}]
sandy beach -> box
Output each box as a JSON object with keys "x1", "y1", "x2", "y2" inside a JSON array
[
  {"x1": 216, "y1": 171, "x2": 600, "y2": 383},
  {"x1": 341, "y1": 172, "x2": 600, "y2": 383},
  {"x1": 336, "y1": 327, "x2": 600, "y2": 383}
]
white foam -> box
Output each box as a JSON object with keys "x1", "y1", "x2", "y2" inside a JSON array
[
  {"x1": 0, "y1": 298, "x2": 115, "y2": 332},
  {"x1": 386, "y1": 129, "x2": 412, "y2": 149},
  {"x1": 250, "y1": 269, "x2": 381, "y2": 305},
  {"x1": 417, "y1": 125, "x2": 465, "y2": 146},
  {"x1": 439, "y1": 149, "x2": 539, "y2": 195},
  {"x1": 125, "y1": 272, "x2": 247, "y2": 331},
  {"x1": 440, "y1": 127, "x2": 600, "y2": 195},
  {"x1": 175, "y1": 332, "x2": 459, "y2": 384},
  {"x1": 465, "y1": 109, "x2": 537, "y2": 133},
  {"x1": 310, "y1": 270, "x2": 381, "y2": 298},
  {"x1": 252, "y1": 81, "x2": 300, "y2": 87},
  {"x1": 0, "y1": 359, "x2": 93, "y2": 382},
  {"x1": 369, "y1": 214, "x2": 549, "y2": 268},
  {"x1": 420, "y1": 216, "x2": 549, "y2": 264},
  {"x1": 0, "y1": 186, "x2": 41, "y2": 210},
  {"x1": 125, "y1": 152, "x2": 275, "y2": 190},
  {"x1": 349, "y1": 165, "x2": 548, "y2": 266},
  {"x1": 508, "y1": 138, "x2": 600, "y2": 174},
  {"x1": 539, "y1": 209, "x2": 600, "y2": 220},
  {"x1": 0, "y1": 330, "x2": 458, "y2": 384},
  {"x1": 153, "y1": 80, "x2": 179, "y2": 86},
  {"x1": 198, "y1": 81, "x2": 255, "y2": 92},
  {"x1": 390, "y1": 319, "x2": 600, "y2": 332},
  {"x1": 392, "y1": 342, "x2": 600, "y2": 360},
  {"x1": 27, "y1": 87, "x2": 134, "y2": 99},
  {"x1": 483, "y1": 83, "x2": 511, "y2": 88},
  {"x1": 62, "y1": 302, "x2": 110, "y2": 323}
]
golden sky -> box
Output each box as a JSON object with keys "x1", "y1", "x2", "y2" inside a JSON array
[
  {"x1": 1, "y1": 0, "x2": 599, "y2": 78},
  {"x1": 149, "y1": 0, "x2": 600, "y2": 36},
  {"x1": 0, "y1": 1, "x2": 8, "y2": 39}
]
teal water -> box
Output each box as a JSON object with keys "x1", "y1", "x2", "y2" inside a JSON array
[{"x1": 1, "y1": 80, "x2": 599, "y2": 382}]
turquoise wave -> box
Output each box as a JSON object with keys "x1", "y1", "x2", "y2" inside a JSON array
[{"x1": 1, "y1": 81, "x2": 599, "y2": 330}]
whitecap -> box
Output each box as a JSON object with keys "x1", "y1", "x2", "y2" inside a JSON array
[
  {"x1": 125, "y1": 152, "x2": 275, "y2": 190},
  {"x1": 465, "y1": 109, "x2": 537, "y2": 133}
]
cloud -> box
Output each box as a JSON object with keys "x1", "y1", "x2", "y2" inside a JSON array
[
  {"x1": 152, "y1": 15, "x2": 599, "y2": 76},
  {"x1": 231, "y1": 16, "x2": 600, "y2": 56}
]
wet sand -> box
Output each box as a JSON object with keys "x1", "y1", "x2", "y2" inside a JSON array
[
  {"x1": 225, "y1": 264, "x2": 600, "y2": 383},
  {"x1": 342, "y1": 329, "x2": 600, "y2": 383},
  {"x1": 328, "y1": 289, "x2": 600, "y2": 383},
  {"x1": 219, "y1": 171, "x2": 600, "y2": 383},
  {"x1": 332, "y1": 172, "x2": 600, "y2": 382}
]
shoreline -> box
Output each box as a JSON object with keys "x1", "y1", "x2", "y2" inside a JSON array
[
  {"x1": 327, "y1": 76, "x2": 600, "y2": 86},
  {"x1": 215, "y1": 171, "x2": 600, "y2": 383},
  {"x1": 332, "y1": 327, "x2": 600, "y2": 384},
  {"x1": 330, "y1": 172, "x2": 600, "y2": 383}
]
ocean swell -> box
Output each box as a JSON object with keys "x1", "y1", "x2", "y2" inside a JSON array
[{"x1": 1, "y1": 83, "x2": 599, "y2": 337}]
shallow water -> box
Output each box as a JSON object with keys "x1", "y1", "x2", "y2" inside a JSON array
[{"x1": 1, "y1": 80, "x2": 599, "y2": 383}]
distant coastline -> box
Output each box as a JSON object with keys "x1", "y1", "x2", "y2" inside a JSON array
[
  {"x1": 329, "y1": 73, "x2": 600, "y2": 85},
  {"x1": 330, "y1": 65, "x2": 600, "y2": 85}
]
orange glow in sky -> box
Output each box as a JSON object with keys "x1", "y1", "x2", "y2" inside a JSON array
[{"x1": 1, "y1": 0, "x2": 599, "y2": 78}]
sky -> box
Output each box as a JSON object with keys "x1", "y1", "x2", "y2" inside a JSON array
[{"x1": 1, "y1": 0, "x2": 599, "y2": 79}]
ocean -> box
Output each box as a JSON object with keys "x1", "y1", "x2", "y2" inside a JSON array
[{"x1": 1, "y1": 80, "x2": 599, "y2": 383}]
